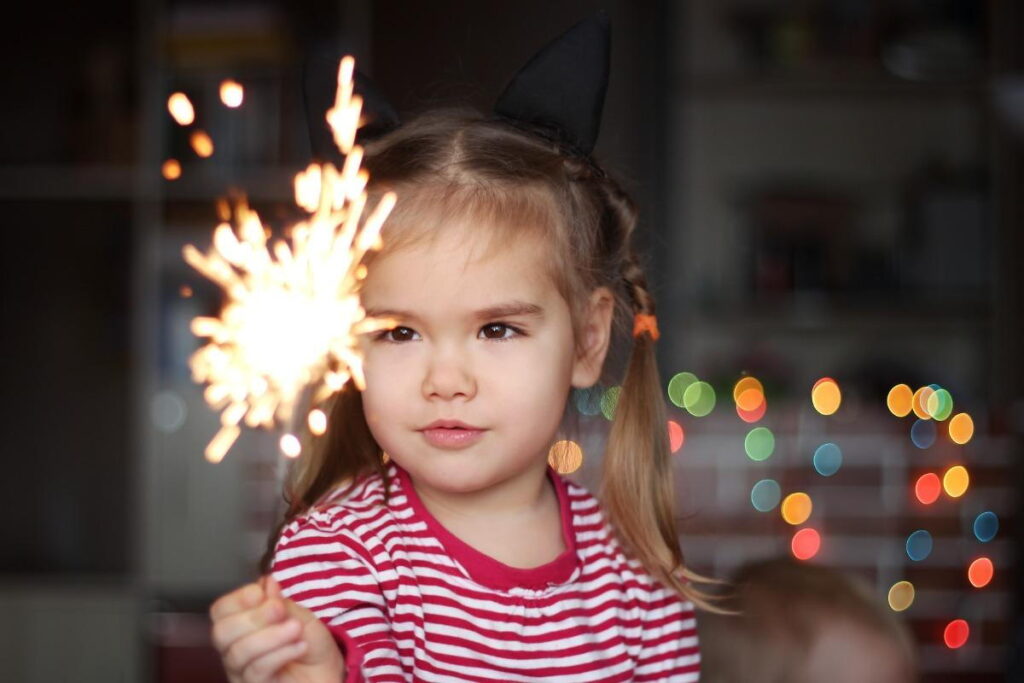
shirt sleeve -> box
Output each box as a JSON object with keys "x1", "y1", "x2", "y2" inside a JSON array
[
  {"x1": 633, "y1": 594, "x2": 702, "y2": 682},
  {"x1": 270, "y1": 511, "x2": 407, "y2": 682}
]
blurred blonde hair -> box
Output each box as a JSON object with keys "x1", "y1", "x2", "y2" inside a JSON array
[{"x1": 698, "y1": 558, "x2": 917, "y2": 682}]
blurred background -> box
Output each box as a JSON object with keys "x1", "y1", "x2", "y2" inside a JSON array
[{"x1": 2, "y1": 0, "x2": 1021, "y2": 681}]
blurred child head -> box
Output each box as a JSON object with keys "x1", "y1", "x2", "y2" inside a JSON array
[{"x1": 698, "y1": 557, "x2": 917, "y2": 683}]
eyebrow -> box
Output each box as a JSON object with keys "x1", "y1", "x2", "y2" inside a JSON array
[{"x1": 364, "y1": 300, "x2": 545, "y2": 322}]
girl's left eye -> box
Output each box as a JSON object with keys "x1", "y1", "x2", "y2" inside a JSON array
[{"x1": 479, "y1": 323, "x2": 523, "y2": 341}]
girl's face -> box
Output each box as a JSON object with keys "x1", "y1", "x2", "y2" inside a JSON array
[{"x1": 357, "y1": 221, "x2": 611, "y2": 497}]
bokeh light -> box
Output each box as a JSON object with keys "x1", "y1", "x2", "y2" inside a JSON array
[
  {"x1": 162, "y1": 158, "x2": 182, "y2": 180},
  {"x1": 736, "y1": 388, "x2": 764, "y2": 411},
  {"x1": 667, "y1": 372, "x2": 698, "y2": 408},
  {"x1": 943, "y1": 465, "x2": 970, "y2": 498},
  {"x1": 943, "y1": 619, "x2": 969, "y2": 649},
  {"x1": 887, "y1": 581, "x2": 915, "y2": 612},
  {"x1": 736, "y1": 399, "x2": 767, "y2": 423},
  {"x1": 910, "y1": 418, "x2": 937, "y2": 449},
  {"x1": 600, "y1": 386, "x2": 621, "y2": 421},
  {"x1": 683, "y1": 381, "x2": 716, "y2": 417},
  {"x1": 190, "y1": 130, "x2": 215, "y2": 158},
  {"x1": 912, "y1": 385, "x2": 935, "y2": 420},
  {"x1": 887, "y1": 384, "x2": 913, "y2": 417},
  {"x1": 926, "y1": 387, "x2": 954, "y2": 421},
  {"x1": 791, "y1": 528, "x2": 820, "y2": 560},
  {"x1": 667, "y1": 420, "x2": 685, "y2": 454},
  {"x1": 733, "y1": 376, "x2": 764, "y2": 402},
  {"x1": 811, "y1": 377, "x2": 842, "y2": 415},
  {"x1": 167, "y1": 92, "x2": 195, "y2": 125},
  {"x1": 949, "y1": 412, "x2": 975, "y2": 445},
  {"x1": 914, "y1": 473, "x2": 942, "y2": 505},
  {"x1": 307, "y1": 409, "x2": 327, "y2": 436},
  {"x1": 781, "y1": 492, "x2": 812, "y2": 525},
  {"x1": 750, "y1": 479, "x2": 781, "y2": 512},
  {"x1": 967, "y1": 557, "x2": 994, "y2": 588},
  {"x1": 973, "y1": 511, "x2": 999, "y2": 542},
  {"x1": 733, "y1": 377, "x2": 765, "y2": 420},
  {"x1": 219, "y1": 79, "x2": 245, "y2": 108},
  {"x1": 906, "y1": 530, "x2": 933, "y2": 562},
  {"x1": 548, "y1": 439, "x2": 583, "y2": 474},
  {"x1": 812, "y1": 442, "x2": 842, "y2": 476},
  {"x1": 279, "y1": 433, "x2": 301, "y2": 458},
  {"x1": 574, "y1": 386, "x2": 602, "y2": 416},
  {"x1": 744, "y1": 427, "x2": 775, "y2": 462}
]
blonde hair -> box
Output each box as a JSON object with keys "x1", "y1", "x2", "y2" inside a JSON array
[
  {"x1": 698, "y1": 558, "x2": 918, "y2": 682},
  {"x1": 262, "y1": 107, "x2": 715, "y2": 608}
]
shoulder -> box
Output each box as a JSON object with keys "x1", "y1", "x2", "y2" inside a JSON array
[
  {"x1": 560, "y1": 474, "x2": 695, "y2": 604},
  {"x1": 558, "y1": 473, "x2": 604, "y2": 519},
  {"x1": 274, "y1": 468, "x2": 396, "y2": 562}
]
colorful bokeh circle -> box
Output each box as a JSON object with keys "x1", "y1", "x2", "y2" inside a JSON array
[{"x1": 812, "y1": 443, "x2": 842, "y2": 476}]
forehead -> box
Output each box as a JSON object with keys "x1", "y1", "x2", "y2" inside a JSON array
[{"x1": 359, "y1": 222, "x2": 556, "y2": 308}]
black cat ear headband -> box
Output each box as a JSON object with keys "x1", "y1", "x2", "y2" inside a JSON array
[
  {"x1": 302, "y1": 11, "x2": 660, "y2": 341},
  {"x1": 303, "y1": 10, "x2": 611, "y2": 165}
]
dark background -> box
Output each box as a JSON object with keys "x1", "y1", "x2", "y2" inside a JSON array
[{"x1": 1, "y1": 1, "x2": 1020, "y2": 680}]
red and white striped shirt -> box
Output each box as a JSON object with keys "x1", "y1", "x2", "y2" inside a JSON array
[{"x1": 271, "y1": 463, "x2": 700, "y2": 682}]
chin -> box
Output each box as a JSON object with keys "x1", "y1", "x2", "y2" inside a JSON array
[{"x1": 395, "y1": 453, "x2": 501, "y2": 493}]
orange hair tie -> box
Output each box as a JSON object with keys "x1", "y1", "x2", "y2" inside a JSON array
[{"x1": 632, "y1": 313, "x2": 660, "y2": 341}]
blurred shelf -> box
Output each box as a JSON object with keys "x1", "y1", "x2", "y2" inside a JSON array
[
  {"x1": 0, "y1": 164, "x2": 299, "y2": 201},
  {"x1": 688, "y1": 302, "x2": 990, "y2": 334},
  {"x1": 678, "y1": 74, "x2": 987, "y2": 100}
]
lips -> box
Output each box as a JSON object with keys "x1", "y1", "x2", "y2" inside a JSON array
[
  {"x1": 421, "y1": 419, "x2": 483, "y2": 430},
  {"x1": 419, "y1": 420, "x2": 486, "y2": 449}
]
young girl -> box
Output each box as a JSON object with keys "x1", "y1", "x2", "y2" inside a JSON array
[{"x1": 210, "y1": 15, "x2": 706, "y2": 682}]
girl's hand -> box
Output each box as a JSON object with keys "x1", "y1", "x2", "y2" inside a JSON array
[{"x1": 210, "y1": 576, "x2": 345, "y2": 683}]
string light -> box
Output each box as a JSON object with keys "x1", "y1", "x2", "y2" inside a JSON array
[
  {"x1": 811, "y1": 377, "x2": 841, "y2": 415},
  {"x1": 943, "y1": 620, "x2": 969, "y2": 649},
  {"x1": 967, "y1": 557, "x2": 993, "y2": 588},
  {"x1": 949, "y1": 412, "x2": 975, "y2": 444},
  {"x1": 914, "y1": 473, "x2": 941, "y2": 505},
  {"x1": 667, "y1": 420, "x2": 684, "y2": 454},
  {"x1": 887, "y1": 384, "x2": 913, "y2": 417},
  {"x1": 547, "y1": 440, "x2": 583, "y2": 474},
  {"x1": 781, "y1": 492, "x2": 812, "y2": 525},
  {"x1": 791, "y1": 528, "x2": 820, "y2": 560},
  {"x1": 887, "y1": 581, "x2": 915, "y2": 612},
  {"x1": 943, "y1": 465, "x2": 969, "y2": 498}
]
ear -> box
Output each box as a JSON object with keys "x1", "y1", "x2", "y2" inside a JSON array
[{"x1": 571, "y1": 287, "x2": 615, "y2": 388}]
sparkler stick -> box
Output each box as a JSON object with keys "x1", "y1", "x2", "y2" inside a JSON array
[{"x1": 182, "y1": 56, "x2": 396, "y2": 463}]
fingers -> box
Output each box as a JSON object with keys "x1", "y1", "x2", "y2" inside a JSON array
[
  {"x1": 210, "y1": 582, "x2": 265, "y2": 622},
  {"x1": 243, "y1": 640, "x2": 309, "y2": 682},
  {"x1": 211, "y1": 594, "x2": 289, "y2": 654},
  {"x1": 221, "y1": 617, "x2": 305, "y2": 678}
]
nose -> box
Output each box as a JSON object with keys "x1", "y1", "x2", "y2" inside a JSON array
[{"x1": 422, "y1": 344, "x2": 477, "y2": 401}]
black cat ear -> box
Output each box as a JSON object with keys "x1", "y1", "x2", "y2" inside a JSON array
[
  {"x1": 492, "y1": 11, "x2": 611, "y2": 156},
  {"x1": 303, "y1": 51, "x2": 402, "y2": 165}
]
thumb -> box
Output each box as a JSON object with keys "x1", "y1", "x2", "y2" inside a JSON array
[
  {"x1": 282, "y1": 594, "x2": 319, "y2": 625},
  {"x1": 264, "y1": 574, "x2": 284, "y2": 600}
]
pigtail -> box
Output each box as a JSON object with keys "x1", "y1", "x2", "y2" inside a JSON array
[
  {"x1": 258, "y1": 380, "x2": 387, "y2": 573},
  {"x1": 603, "y1": 262, "x2": 725, "y2": 612},
  {"x1": 574, "y1": 168, "x2": 724, "y2": 612}
]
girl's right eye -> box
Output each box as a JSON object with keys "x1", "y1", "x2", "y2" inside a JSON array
[{"x1": 377, "y1": 326, "x2": 419, "y2": 343}]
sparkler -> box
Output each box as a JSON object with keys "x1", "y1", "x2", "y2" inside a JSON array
[{"x1": 182, "y1": 56, "x2": 397, "y2": 463}]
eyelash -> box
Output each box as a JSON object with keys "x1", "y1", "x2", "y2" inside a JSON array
[{"x1": 374, "y1": 322, "x2": 526, "y2": 344}]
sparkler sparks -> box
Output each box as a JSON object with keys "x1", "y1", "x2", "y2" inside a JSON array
[{"x1": 183, "y1": 56, "x2": 397, "y2": 463}]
